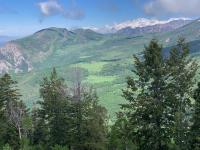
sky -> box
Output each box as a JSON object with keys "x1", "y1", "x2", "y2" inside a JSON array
[{"x1": 0, "y1": 0, "x2": 200, "y2": 37}]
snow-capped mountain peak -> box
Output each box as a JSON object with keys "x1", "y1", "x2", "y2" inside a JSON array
[
  {"x1": 113, "y1": 18, "x2": 191, "y2": 30},
  {"x1": 91, "y1": 17, "x2": 192, "y2": 33}
]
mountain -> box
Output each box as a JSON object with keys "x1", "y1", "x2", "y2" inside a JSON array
[
  {"x1": 0, "y1": 43, "x2": 32, "y2": 73},
  {"x1": 158, "y1": 19, "x2": 200, "y2": 44},
  {"x1": 0, "y1": 27, "x2": 104, "y2": 73},
  {"x1": 114, "y1": 18, "x2": 191, "y2": 30},
  {"x1": 72, "y1": 29, "x2": 104, "y2": 40},
  {"x1": 93, "y1": 18, "x2": 192, "y2": 33},
  {"x1": 117, "y1": 19, "x2": 191, "y2": 36},
  {"x1": 0, "y1": 19, "x2": 200, "y2": 116}
]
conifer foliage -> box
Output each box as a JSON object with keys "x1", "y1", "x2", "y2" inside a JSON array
[
  {"x1": 120, "y1": 38, "x2": 198, "y2": 150},
  {"x1": 122, "y1": 39, "x2": 170, "y2": 150},
  {"x1": 32, "y1": 68, "x2": 108, "y2": 150},
  {"x1": 0, "y1": 74, "x2": 28, "y2": 149}
]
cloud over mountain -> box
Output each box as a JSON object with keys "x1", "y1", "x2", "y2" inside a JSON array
[
  {"x1": 144, "y1": 0, "x2": 200, "y2": 17},
  {"x1": 38, "y1": 0, "x2": 84, "y2": 21},
  {"x1": 38, "y1": 0, "x2": 62, "y2": 16}
]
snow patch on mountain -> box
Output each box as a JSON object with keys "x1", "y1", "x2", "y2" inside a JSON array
[
  {"x1": 91, "y1": 18, "x2": 192, "y2": 33},
  {"x1": 113, "y1": 18, "x2": 191, "y2": 30}
]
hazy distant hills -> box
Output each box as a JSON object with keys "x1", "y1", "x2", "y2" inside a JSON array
[{"x1": 1, "y1": 18, "x2": 200, "y2": 115}]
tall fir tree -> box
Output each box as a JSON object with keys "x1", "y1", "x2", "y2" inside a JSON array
[
  {"x1": 0, "y1": 73, "x2": 23, "y2": 150},
  {"x1": 109, "y1": 112, "x2": 136, "y2": 150},
  {"x1": 122, "y1": 39, "x2": 170, "y2": 150},
  {"x1": 68, "y1": 68, "x2": 108, "y2": 150},
  {"x1": 167, "y1": 38, "x2": 198, "y2": 149},
  {"x1": 33, "y1": 68, "x2": 72, "y2": 149},
  {"x1": 120, "y1": 38, "x2": 198, "y2": 150},
  {"x1": 81, "y1": 89, "x2": 108, "y2": 150},
  {"x1": 32, "y1": 68, "x2": 108, "y2": 150},
  {"x1": 69, "y1": 82, "x2": 108, "y2": 149}
]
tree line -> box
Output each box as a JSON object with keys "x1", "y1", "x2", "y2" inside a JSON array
[{"x1": 0, "y1": 38, "x2": 200, "y2": 150}]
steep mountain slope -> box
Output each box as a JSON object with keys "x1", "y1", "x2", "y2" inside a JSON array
[
  {"x1": 72, "y1": 29, "x2": 104, "y2": 40},
  {"x1": 1, "y1": 19, "x2": 200, "y2": 116},
  {"x1": 1, "y1": 28, "x2": 105, "y2": 71},
  {"x1": 0, "y1": 43, "x2": 32, "y2": 73},
  {"x1": 157, "y1": 19, "x2": 200, "y2": 45}
]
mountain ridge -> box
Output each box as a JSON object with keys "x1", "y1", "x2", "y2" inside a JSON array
[
  {"x1": 0, "y1": 19, "x2": 196, "y2": 74},
  {"x1": 93, "y1": 18, "x2": 192, "y2": 33},
  {"x1": 117, "y1": 19, "x2": 191, "y2": 36}
]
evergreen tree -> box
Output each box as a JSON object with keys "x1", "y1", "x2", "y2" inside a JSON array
[
  {"x1": 167, "y1": 38, "x2": 198, "y2": 149},
  {"x1": 70, "y1": 85, "x2": 108, "y2": 150},
  {"x1": 31, "y1": 104, "x2": 48, "y2": 148},
  {"x1": 68, "y1": 68, "x2": 108, "y2": 150},
  {"x1": 0, "y1": 73, "x2": 22, "y2": 150},
  {"x1": 33, "y1": 68, "x2": 72, "y2": 148},
  {"x1": 190, "y1": 82, "x2": 200, "y2": 149},
  {"x1": 109, "y1": 112, "x2": 136, "y2": 150},
  {"x1": 120, "y1": 38, "x2": 197, "y2": 150},
  {"x1": 122, "y1": 39, "x2": 170, "y2": 150},
  {"x1": 82, "y1": 89, "x2": 108, "y2": 150},
  {"x1": 32, "y1": 68, "x2": 108, "y2": 150}
]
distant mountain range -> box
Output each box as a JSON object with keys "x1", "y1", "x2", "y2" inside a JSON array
[
  {"x1": 92, "y1": 18, "x2": 192, "y2": 33},
  {"x1": 0, "y1": 18, "x2": 195, "y2": 74},
  {"x1": 0, "y1": 18, "x2": 200, "y2": 114},
  {"x1": 117, "y1": 19, "x2": 191, "y2": 36}
]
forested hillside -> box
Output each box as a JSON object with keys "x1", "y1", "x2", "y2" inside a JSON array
[{"x1": 0, "y1": 38, "x2": 200, "y2": 149}]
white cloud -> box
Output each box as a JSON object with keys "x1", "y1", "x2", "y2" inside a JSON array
[
  {"x1": 38, "y1": 0, "x2": 63, "y2": 16},
  {"x1": 144, "y1": 0, "x2": 200, "y2": 17},
  {"x1": 38, "y1": 0, "x2": 84, "y2": 21}
]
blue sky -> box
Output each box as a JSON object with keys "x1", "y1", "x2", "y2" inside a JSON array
[{"x1": 0, "y1": 0, "x2": 199, "y2": 36}]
